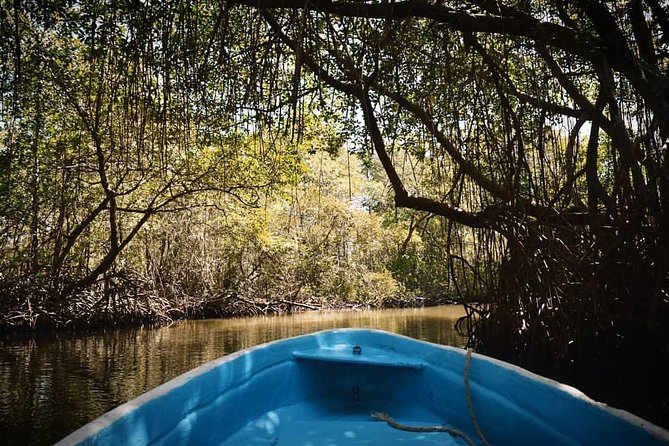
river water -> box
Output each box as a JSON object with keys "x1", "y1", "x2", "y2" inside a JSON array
[{"x1": 0, "y1": 305, "x2": 466, "y2": 445}]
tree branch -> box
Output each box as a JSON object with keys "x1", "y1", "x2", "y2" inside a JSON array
[
  {"x1": 235, "y1": 0, "x2": 592, "y2": 58},
  {"x1": 359, "y1": 89, "x2": 488, "y2": 228}
]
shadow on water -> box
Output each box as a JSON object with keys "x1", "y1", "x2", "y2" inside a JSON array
[{"x1": 0, "y1": 305, "x2": 465, "y2": 446}]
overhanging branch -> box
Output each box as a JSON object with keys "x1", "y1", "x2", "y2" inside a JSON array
[{"x1": 359, "y1": 89, "x2": 489, "y2": 228}]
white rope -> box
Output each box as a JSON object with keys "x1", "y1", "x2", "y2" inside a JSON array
[
  {"x1": 465, "y1": 348, "x2": 491, "y2": 446},
  {"x1": 370, "y1": 347, "x2": 492, "y2": 446}
]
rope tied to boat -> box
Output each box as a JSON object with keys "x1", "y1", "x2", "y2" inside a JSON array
[
  {"x1": 370, "y1": 411, "x2": 476, "y2": 446},
  {"x1": 465, "y1": 348, "x2": 491, "y2": 446},
  {"x1": 371, "y1": 347, "x2": 492, "y2": 445}
]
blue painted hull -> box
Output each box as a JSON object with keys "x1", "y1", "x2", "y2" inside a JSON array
[{"x1": 56, "y1": 329, "x2": 669, "y2": 445}]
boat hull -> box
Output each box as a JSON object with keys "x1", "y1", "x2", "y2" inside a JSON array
[{"x1": 56, "y1": 328, "x2": 669, "y2": 445}]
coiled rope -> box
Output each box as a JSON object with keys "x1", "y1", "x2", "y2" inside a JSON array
[{"x1": 371, "y1": 347, "x2": 491, "y2": 445}]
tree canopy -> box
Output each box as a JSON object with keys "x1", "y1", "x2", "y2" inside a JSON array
[{"x1": 216, "y1": 5, "x2": 669, "y2": 420}]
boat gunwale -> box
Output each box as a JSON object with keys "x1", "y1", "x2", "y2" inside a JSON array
[
  {"x1": 54, "y1": 328, "x2": 669, "y2": 445},
  {"x1": 53, "y1": 331, "x2": 299, "y2": 446}
]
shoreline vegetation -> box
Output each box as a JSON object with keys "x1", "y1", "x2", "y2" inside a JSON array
[
  {"x1": 0, "y1": 276, "x2": 462, "y2": 333},
  {"x1": 1, "y1": 297, "x2": 465, "y2": 334},
  {"x1": 1, "y1": 146, "x2": 482, "y2": 333}
]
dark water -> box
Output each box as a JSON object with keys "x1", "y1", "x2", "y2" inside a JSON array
[{"x1": 0, "y1": 305, "x2": 466, "y2": 445}]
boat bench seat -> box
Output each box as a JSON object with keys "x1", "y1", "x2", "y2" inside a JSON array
[{"x1": 293, "y1": 346, "x2": 425, "y2": 369}]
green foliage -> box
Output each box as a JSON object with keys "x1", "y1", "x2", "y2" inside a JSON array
[{"x1": 0, "y1": 0, "x2": 304, "y2": 325}]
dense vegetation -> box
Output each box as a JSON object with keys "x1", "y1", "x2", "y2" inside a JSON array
[
  {"x1": 0, "y1": 1, "x2": 469, "y2": 329},
  {"x1": 2, "y1": 0, "x2": 668, "y2": 427}
]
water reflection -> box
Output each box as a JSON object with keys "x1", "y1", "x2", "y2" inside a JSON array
[{"x1": 0, "y1": 306, "x2": 465, "y2": 446}]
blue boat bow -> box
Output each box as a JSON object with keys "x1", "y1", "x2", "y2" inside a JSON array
[{"x1": 56, "y1": 328, "x2": 669, "y2": 445}]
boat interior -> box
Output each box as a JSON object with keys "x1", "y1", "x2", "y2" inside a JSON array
[{"x1": 62, "y1": 329, "x2": 669, "y2": 446}]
